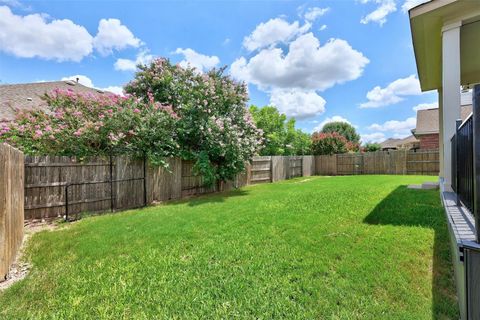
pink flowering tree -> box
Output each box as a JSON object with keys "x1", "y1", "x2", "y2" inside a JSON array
[
  {"x1": 0, "y1": 89, "x2": 178, "y2": 166},
  {"x1": 125, "y1": 58, "x2": 262, "y2": 186},
  {"x1": 311, "y1": 132, "x2": 350, "y2": 155}
]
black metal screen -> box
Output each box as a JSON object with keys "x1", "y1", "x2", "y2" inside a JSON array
[{"x1": 452, "y1": 115, "x2": 474, "y2": 213}]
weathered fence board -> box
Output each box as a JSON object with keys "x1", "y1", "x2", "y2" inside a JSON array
[
  {"x1": 250, "y1": 156, "x2": 272, "y2": 183},
  {"x1": 148, "y1": 157, "x2": 182, "y2": 203},
  {"x1": 25, "y1": 156, "x2": 112, "y2": 220},
  {"x1": 271, "y1": 156, "x2": 287, "y2": 182},
  {"x1": 337, "y1": 154, "x2": 364, "y2": 175},
  {"x1": 115, "y1": 157, "x2": 146, "y2": 211},
  {"x1": 302, "y1": 156, "x2": 315, "y2": 177},
  {"x1": 288, "y1": 156, "x2": 303, "y2": 178},
  {"x1": 407, "y1": 149, "x2": 439, "y2": 175},
  {"x1": 315, "y1": 155, "x2": 337, "y2": 175},
  {"x1": 315, "y1": 150, "x2": 438, "y2": 176},
  {"x1": 0, "y1": 144, "x2": 24, "y2": 281}
]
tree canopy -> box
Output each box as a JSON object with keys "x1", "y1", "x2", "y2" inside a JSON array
[
  {"x1": 1, "y1": 58, "x2": 263, "y2": 187},
  {"x1": 363, "y1": 142, "x2": 381, "y2": 152},
  {"x1": 249, "y1": 105, "x2": 311, "y2": 156},
  {"x1": 321, "y1": 121, "x2": 360, "y2": 144}
]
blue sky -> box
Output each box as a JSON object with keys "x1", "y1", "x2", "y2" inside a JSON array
[{"x1": 0, "y1": 0, "x2": 438, "y2": 143}]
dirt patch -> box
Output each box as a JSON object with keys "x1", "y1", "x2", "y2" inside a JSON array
[{"x1": 0, "y1": 220, "x2": 59, "y2": 291}]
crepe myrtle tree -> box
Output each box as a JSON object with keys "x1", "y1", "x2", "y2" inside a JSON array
[
  {"x1": 0, "y1": 89, "x2": 179, "y2": 166},
  {"x1": 321, "y1": 121, "x2": 360, "y2": 145},
  {"x1": 311, "y1": 132, "x2": 358, "y2": 155},
  {"x1": 124, "y1": 58, "x2": 263, "y2": 186}
]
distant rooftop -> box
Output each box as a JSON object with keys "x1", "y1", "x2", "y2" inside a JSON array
[
  {"x1": 0, "y1": 81, "x2": 112, "y2": 122},
  {"x1": 380, "y1": 135, "x2": 419, "y2": 150},
  {"x1": 413, "y1": 104, "x2": 472, "y2": 136}
]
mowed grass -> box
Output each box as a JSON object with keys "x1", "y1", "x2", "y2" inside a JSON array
[{"x1": 0, "y1": 175, "x2": 458, "y2": 319}]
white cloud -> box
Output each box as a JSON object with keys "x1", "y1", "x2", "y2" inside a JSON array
[
  {"x1": 0, "y1": 6, "x2": 93, "y2": 61},
  {"x1": 173, "y1": 48, "x2": 220, "y2": 72},
  {"x1": 319, "y1": 24, "x2": 327, "y2": 31},
  {"x1": 61, "y1": 75, "x2": 94, "y2": 88},
  {"x1": 270, "y1": 89, "x2": 326, "y2": 119},
  {"x1": 412, "y1": 102, "x2": 437, "y2": 111},
  {"x1": 243, "y1": 17, "x2": 311, "y2": 51},
  {"x1": 101, "y1": 86, "x2": 124, "y2": 95},
  {"x1": 232, "y1": 32, "x2": 369, "y2": 91},
  {"x1": 359, "y1": 0, "x2": 397, "y2": 26},
  {"x1": 368, "y1": 117, "x2": 416, "y2": 134},
  {"x1": 61, "y1": 75, "x2": 124, "y2": 95},
  {"x1": 93, "y1": 18, "x2": 141, "y2": 55},
  {"x1": 114, "y1": 50, "x2": 154, "y2": 72},
  {"x1": 360, "y1": 74, "x2": 422, "y2": 108},
  {"x1": 402, "y1": 0, "x2": 429, "y2": 12},
  {"x1": 304, "y1": 7, "x2": 330, "y2": 21},
  {"x1": 313, "y1": 115, "x2": 352, "y2": 132},
  {"x1": 361, "y1": 132, "x2": 386, "y2": 143},
  {"x1": 0, "y1": 7, "x2": 143, "y2": 62}
]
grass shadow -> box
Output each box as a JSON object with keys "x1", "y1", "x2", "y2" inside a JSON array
[
  {"x1": 183, "y1": 188, "x2": 251, "y2": 207},
  {"x1": 364, "y1": 186, "x2": 459, "y2": 319}
]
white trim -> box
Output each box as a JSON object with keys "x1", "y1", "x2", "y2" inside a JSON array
[
  {"x1": 409, "y1": 0, "x2": 456, "y2": 18},
  {"x1": 442, "y1": 21, "x2": 462, "y2": 32}
]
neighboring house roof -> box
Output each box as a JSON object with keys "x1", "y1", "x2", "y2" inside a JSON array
[
  {"x1": 380, "y1": 135, "x2": 419, "y2": 150},
  {"x1": 380, "y1": 138, "x2": 402, "y2": 149},
  {"x1": 414, "y1": 108, "x2": 439, "y2": 135},
  {"x1": 413, "y1": 104, "x2": 472, "y2": 136},
  {"x1": 399, "y1": 135, "x2": 419, "y2": 146},
  {"x1": 0, "y1": 81, "x2": 111, "y2": 122}
]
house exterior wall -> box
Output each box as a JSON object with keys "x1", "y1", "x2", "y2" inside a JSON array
[{"x1": 418, "y1": 133, "x2": 439, "y2": 150}]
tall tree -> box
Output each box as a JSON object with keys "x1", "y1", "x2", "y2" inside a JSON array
[
  {"x1": 124, "y1": 58, "x2": 263, "y2": 186},
  {"x1": 321, "y1": 121, "x2": 360, "y2": 144},
  {"x1": 249, "y1": 105, "x2": 311, "y2": 155}
]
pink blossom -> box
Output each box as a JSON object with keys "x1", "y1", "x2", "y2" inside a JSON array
[{"x1": 133, "y1": 108, "x2": 140, "y2": 113}]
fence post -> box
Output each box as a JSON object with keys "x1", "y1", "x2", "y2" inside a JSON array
[
  {"x1": 270, "y1": 156, "x2": 273, "y2": 183},
  {"x1": 473, "y1": 84, "x2": 480, "y2": 243},
  {"x1": 109, "y1": 154, "x2": 114, "y2": 213},
  {"x1": 64, "y1": 184, "x2": 69, "y2": 222},
  {"x1": 143, "y1": 155, "x2": 147, "y2": 206}
]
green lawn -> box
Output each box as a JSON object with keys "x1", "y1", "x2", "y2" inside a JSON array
[{"x1": 0, "y1": 175, "x2": 458, "y2": 319}]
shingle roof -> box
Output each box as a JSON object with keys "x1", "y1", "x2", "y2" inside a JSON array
[
  {"x1": 414, "y1": 105, "x2": 472, "y2": 135},
  {"x1": 380, "y1": 135, "x2": 419, "y2": 150},
  {"x1": 0, "y1": 81, "x2": 110, "y2": 122},
  {"x1": 380, "y1": 138, "x2": 402, "y2": 149}
]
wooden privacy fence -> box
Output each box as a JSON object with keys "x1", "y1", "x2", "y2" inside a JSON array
[
  {"x1": 315, "y1": 149, "x2": 439, "y2": 176},
  {"x1": 23, "y1": 151, "x2": 438, "y2": 220},
  {"x1": 0, "y1": 144, "x2": 24, "y2": 281},
  {"x1": 249, "y1": 156, "x2": 315, "y2": 183},
  {"x1": 25, "y1": 155, "x2": 315, "y2": 220},
  {"x1": 25, "y1": 156, "x2": 146, "y2": 220}
]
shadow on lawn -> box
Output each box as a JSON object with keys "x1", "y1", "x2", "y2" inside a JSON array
[
  {"x1": 364, "y1": 186, "x2": 459, "y2": 319},
  {"x1": 184, "y1": 188, "x2": 250, "y2": 207}
]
